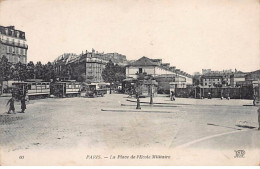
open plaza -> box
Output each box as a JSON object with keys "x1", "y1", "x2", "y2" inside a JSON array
[{"x1": 0, "y1": 94, "x2": 259, "y2": 165}]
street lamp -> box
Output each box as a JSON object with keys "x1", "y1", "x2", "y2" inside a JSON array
[
  {"x1": 149, "y1": 77, "x2": 153, "y2": 105},
  {"x1": 136, "y1": 81, "x2": 141, "y2": 109}
]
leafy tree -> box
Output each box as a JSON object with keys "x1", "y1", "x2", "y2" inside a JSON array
[
  {"x1": 114, "y1": 64, "x2": 126, "y2": 86},
  {"x1": 102, "y1": 61, "x2": 126, "y2": 94},
  {"x1": 43, "y1": 62, "x2": 55, "y2": 81},
  {"x1": 11, "y1": 62, "x2": 28, "y2": 81},
  {"x1": 0, "y1": 56, "x2": 11, "y2": 93},
  {"x1": 0, "y1": 56, "x2": 11, "y2": 81},
  {"x1": 70, "y1": 62, "x2": 86, "y2": 82},
  {"x1": 27, "y1": 61, "x2": 35, "y2": 79},
  {"x1": 102, "y1": 60, "x2": 116, "y2": 94},
  {"x1": 35, "y1": 61, "x2": 44, "y2": 79}
]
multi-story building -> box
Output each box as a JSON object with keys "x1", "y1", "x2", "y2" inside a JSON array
[
  {"x1": 54, "y1": 49, "x2": 126, "y2": 83},
  {"x1": 125, "y1": 56, "x2": 193, "y2": 86},
  {"x1": 200, "y1": 69, "x2": 234, "y2": 87},
  {"x1": 200, "y1": 74, "x2": 223, "y2": 87},
  {"x1": 0, "y1": 25, "x2": 28, "y2": 64},
  {"x1": 245, "y1": 70, "x2": 260, "y2": 82},
  {"x1": 103, "y1": 52, "x2": 127, "y2": 66},
  {"x1": 230, "y1": 71, "x2": 247, "y2": 87}
]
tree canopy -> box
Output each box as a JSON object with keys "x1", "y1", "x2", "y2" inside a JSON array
[{"x1": 101, "y1": 60, "x2": 126, "y2": 93}]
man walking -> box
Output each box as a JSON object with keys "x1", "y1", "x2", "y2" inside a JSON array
[
  {"x1": 6, "y1": 97, "x2": 15, "y2": 114},
  {"x1": 21, "y1": 96, "x2": 26, "y2": 113},
  {"x1": 170, "y1": 91, "x2": 175, "y2": 101}
]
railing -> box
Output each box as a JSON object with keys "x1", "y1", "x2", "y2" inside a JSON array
[{"x1": 0, "y1": 39, "x2": 28, "y2": 48}]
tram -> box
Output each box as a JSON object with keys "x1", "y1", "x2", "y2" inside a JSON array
[
  {"x1": 12, "y1": 81, "x2": 50, "y2": 100},
  {"x1": 50, "y1": 80, "x2": 81, "y2": 97}
]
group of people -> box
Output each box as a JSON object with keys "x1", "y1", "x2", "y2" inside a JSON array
[{"x1": 6, "y1": 96, "x2": 27, "y2": 114}]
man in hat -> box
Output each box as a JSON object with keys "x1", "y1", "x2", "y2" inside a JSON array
[
  {"x1": 21, "y1": 96, "x2": 26, "y2": 113},
  {"x1": 6, "y1": 97, "x2": 15, "y2": 114}
]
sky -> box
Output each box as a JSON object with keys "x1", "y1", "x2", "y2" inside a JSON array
[{"x1": 0, "y1": 0, "x2": 259, "y2": 74}]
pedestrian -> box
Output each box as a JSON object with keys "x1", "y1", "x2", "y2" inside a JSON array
[
  {"x1": 6, "y1": 97, "x2": 15, "y2": 114},
  {"x1": 21, "y1": 96, "x2": 26, "y2": 113},
  {"x1": 170, "y1": 91, "x2": 175, "y2": 101},
  {"x1": 208, "y1": 92, "x2": 211, "y2": 99}
]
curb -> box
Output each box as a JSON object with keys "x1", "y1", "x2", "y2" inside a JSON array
[{"x1": 101, "y1": 109, "x2": 176, "y2": 113}]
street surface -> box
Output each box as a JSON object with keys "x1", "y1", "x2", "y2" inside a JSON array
[{"x1": 0, "y1": 94, "x2": 259, "y2": 165}]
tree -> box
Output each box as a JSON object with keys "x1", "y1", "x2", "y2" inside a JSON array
[
  {"x1": 35, "y1": 61, "x2": 44, "y2": 79},
  {"x1": 43, "y1": 62, "x2": 55, "y2": 81},
  {"x1": 114, "y1": 64, "x2": 126, "y2": 87},
  {"x1": 0, "y1": 56, "x2": 11, "y2": 94},
  {"x1": 27, "y1": 61, "x2": 35, "y2": 79},
  {"x1": 70, "y1": 62, "x2": 86, "y2": 82},
  {"x1": 102, "y1": 61, "x2": 126, "y2": 94},
  {"x1": 0, "y1": 56, "x2": 11, "y2": 81},
  {"x1": 102, "y1": 60, "x2": 116, "y2": 94}
]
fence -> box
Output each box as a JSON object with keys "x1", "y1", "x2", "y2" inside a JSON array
[{"x1": 158, "y1": 85, "x2": 257, "y2": 99}]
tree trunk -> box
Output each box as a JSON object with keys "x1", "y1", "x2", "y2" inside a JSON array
[
  {"x1": 110, "y1": 82, "x2": 112, "y2": 94},
  {"x1": 149, "y1": 84, "x2": 153, "y2": 105},
  {"x1": 136, "y1": 93, "x2": 141, "y2": 109},
  {"x1": 0, "y1": 80, "x2": 3, "y2": 95}
]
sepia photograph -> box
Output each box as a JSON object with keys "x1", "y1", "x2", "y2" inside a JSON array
[{"x1": 0, "y1": 0, "x2": 259, "y2": 166}]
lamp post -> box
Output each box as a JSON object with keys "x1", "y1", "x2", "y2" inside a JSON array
[
  {"x1": 149, "y1": 77, "x2": 153, "y2": 105},
  {"x1": 136, "y1": 81, "x2": 141, "y2": 109}
]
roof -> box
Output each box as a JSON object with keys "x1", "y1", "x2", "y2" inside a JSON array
[
  {"x1": 127, "y1": 56, "x2": 158, "y2": 66},
  {"x1": 232, "y1": 73, "x2": 246, "y2": 78},
  {"x1": 246, "y1": 70, "x2": 260, "y2": 76}
]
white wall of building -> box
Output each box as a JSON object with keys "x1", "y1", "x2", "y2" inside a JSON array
[
  {"x1": 202, "y1": 78, "x2": 222, "y2": 86},
  {"x1": 126, "y1": 66, "x2": 156, "y2": 78},
  {"x1": 231, "y1": 77, "x2": 245, "y2": 87},
  {"x1": 126, "y1": 65, "x2": 192, "y2": 86}
]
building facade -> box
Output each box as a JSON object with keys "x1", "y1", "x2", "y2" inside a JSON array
[
  {"x1": 0, "y1": 25, "x2": 28, "y2": 64},
  {"x1": 201, "y1": 75, "x2": 223, "y2": 87},
  {"x1": 199, "y1": 69, "x2": 235, "y2": 87},
  {"x1": 230, "y1": 72, "x2": 247, "y2": 87},
  {"x1": 125, "y1": 56, "x2": 193, "y2": 86},
  {"x1": 54, "y1": 49, "x2": 126, "y2": 83}
]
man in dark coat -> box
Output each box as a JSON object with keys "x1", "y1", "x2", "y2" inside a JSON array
[
  {"x1": 171, "y1": 91, "x2": 175, "y2": 101},
  {"x1": 21, "y1": 96, "x2": 26, "y2": 113},
  {"x1": 7, "y1": 97, "x2": 15, "y2": 114}
]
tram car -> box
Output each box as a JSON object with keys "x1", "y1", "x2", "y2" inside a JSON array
[
  {"x1": 50, "y1": 81, "x2": 81, "y2": 97},
  {"x1": 82, "y1": 83, "x2": 108, "y2": 98},
  {"x1": 12, "y1": 81, "x2": 50, "y2": 100}
]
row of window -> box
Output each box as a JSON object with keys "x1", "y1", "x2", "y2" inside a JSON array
[
  {"x1": 204, "y1": 82, "x2": 220, "y2": 86},
  {"x1": 28, "y1": 84, "x2": 50, "y2": 90},
  {"x1": 2, "y1": 28, "x2": 25, "y2": 39},
  {"x1": 66, "y1": 84, "x2": 80, "y2": 89},
  {"x1": 6, "y1": 46, "x2": 26, "y2": 55},
  {"x1": 6, "y1": 55, "x2": 26, "y2": 64}
]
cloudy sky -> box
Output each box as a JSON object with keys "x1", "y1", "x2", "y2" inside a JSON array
[{"x1": 0, "y1": 0, "x2": 259, "y2": 74}]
